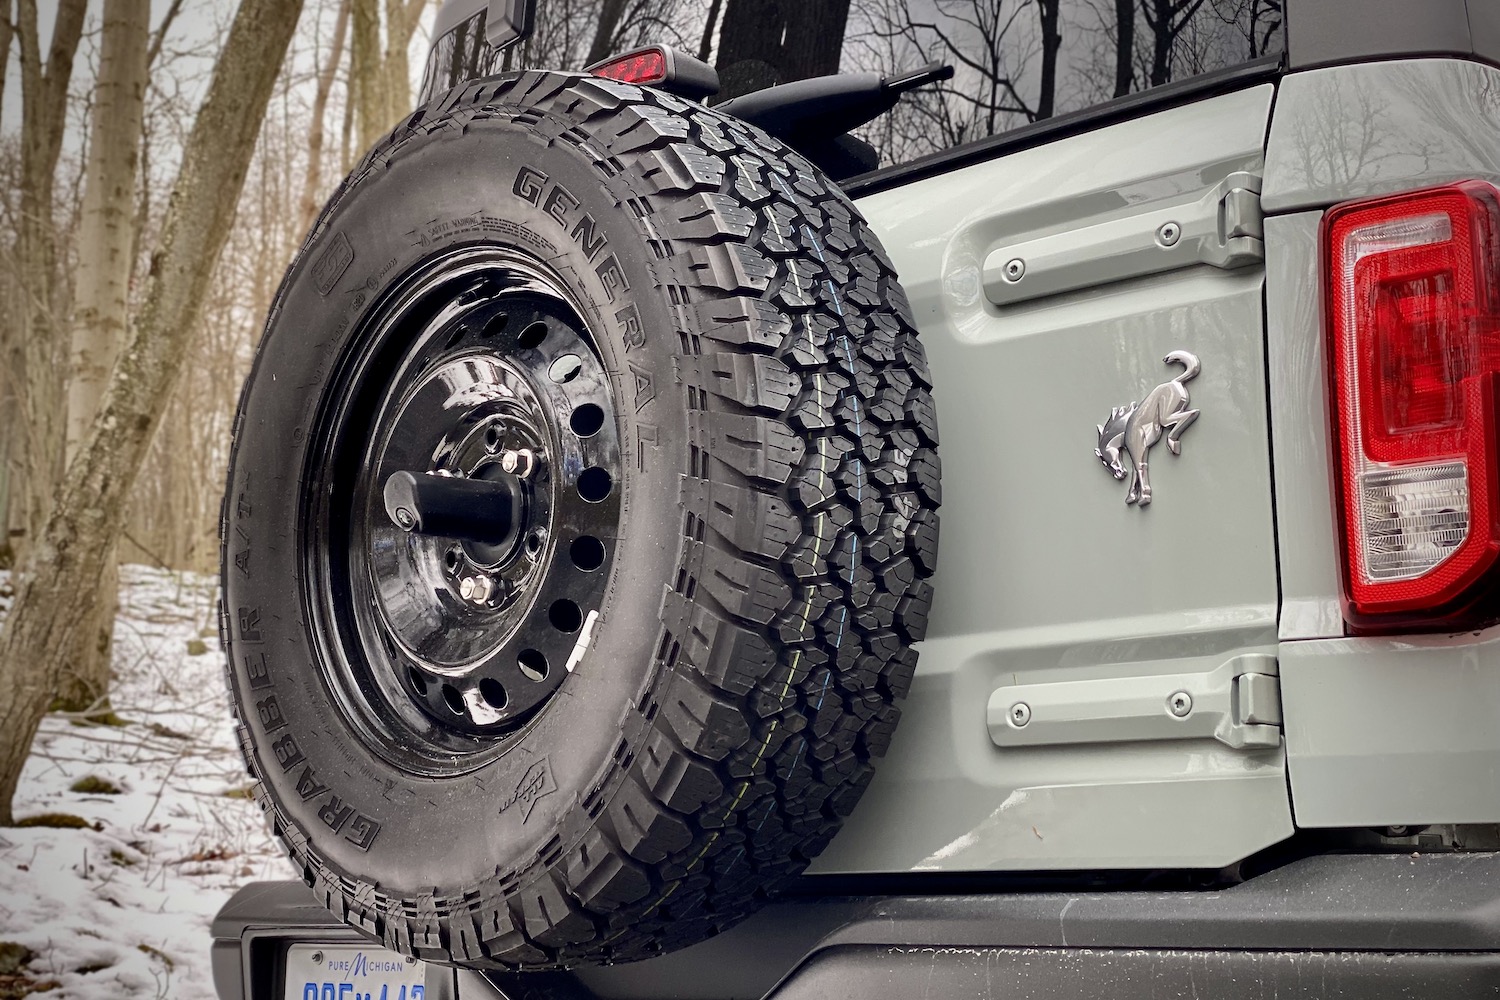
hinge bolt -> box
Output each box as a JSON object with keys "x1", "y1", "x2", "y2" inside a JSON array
[
  {"x1": 1002, "y1": 258, "x2": 1026, "y2": 282},
  {"x1": 1157, "y1": 221, "x2": 1182, "y2": 247},
  {"x1": 1168, "y1": 690, "x2": 1193, "y2": 717},
  {"x1": 1009, "y1": 702, "x2": 1031, "y2": 727}
]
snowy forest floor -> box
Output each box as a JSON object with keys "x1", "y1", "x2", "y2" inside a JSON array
[{"x1": 0, "y1": 565, "x2": 292, "y2": 999}]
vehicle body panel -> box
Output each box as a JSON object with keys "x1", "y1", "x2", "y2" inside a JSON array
[
  {"x1": 1259, "y1": 57, "x2": 1500, "y2": 827},
  {"x1": 1263, "y1": 58, "x2": 1500, "y2": 214},
  {"x1": 1282, "y1": 624, "x2": 1500, "y2": 827},
  {"x1": 1264, "y1": 209, "x2": 1341, "y2": 641},
  {"x1": 812, "y1": 83, "x2": 1292, "y2": 873}
]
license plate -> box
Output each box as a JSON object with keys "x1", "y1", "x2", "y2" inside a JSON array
[{"x1": 282, "y1": 943, "x2": 426, "y2": 1000}]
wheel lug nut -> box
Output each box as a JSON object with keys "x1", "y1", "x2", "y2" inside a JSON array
[
  {"x1": 459, "y1": 575, "x2": 495, "y2": 605},
  {"x1": 500, "y1": 448, "x2": 536, "y2": 479}
]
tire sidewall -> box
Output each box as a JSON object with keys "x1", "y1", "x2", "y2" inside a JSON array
[{"x1": 225, "y1": 102, "x2": 685, "y2": 893}]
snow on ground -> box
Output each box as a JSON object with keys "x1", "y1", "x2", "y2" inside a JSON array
[{"x1": 0, "y1": 565, "x2": 293, "y2": 999}]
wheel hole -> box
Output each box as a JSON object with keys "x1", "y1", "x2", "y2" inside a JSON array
[
  {"x1": 569, "y1": 403, "x2": 605, "y2": 437},
  {"x1": 444, "y1": 546, "x2": 461, "y2": 571},
  {"x1": 578, "y1": 467, "x2": 613, "y2": 503},
  {"x1": 481, "y1": 311, "x2": 508, "y2": 338},
  {"x1": 407, "y1": 667, "x2": 428, "y2": 694},
  {"x1": 441, "y1": 683, "x2": 465, "y2": 715},
  {"x1": 516, "y1": 320, "x2": 547, "y2": 350},
  {"x1": 443, "y1": 324, "x2": 467, "y2": 349},
  {"x1": 518, "y1": 648, "x2": 549, "y2": 682},
  {"x1": 549, "y1": 354, "x2": 583, "y2": 384},
  {"x1": 526, "y1": 529, "x2": 545, "y2": 556},
  {"x1": 479, "y1": 678, "x2": 508, "y2": 709},
  {"x1": 570, "y1": 535, "x2": 606, "y2": 571},
  {"x1": 483, "y1": 426, "x2": 500, "y2": 451},
  {"x1": 549, "y1": 599, "x2": 583, "y2": 634}
]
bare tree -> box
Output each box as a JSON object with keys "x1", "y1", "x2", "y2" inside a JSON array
[
  {"x1": 0, "y1": 0, "x2": 305, "y2": 824},
  {"x1": 851, "y1": 0, "x2": 1041, "y2": 159},
  {"x1": 697, "y1": 0, "x2": 723, "y2": 61},
  {"x1": 0, "y1": 0, "x2": 16, "y2": 568},
  {"x1": 55, "y1": 0, "x2": 151, "y2": 711},
  {"x1": 352, "y1": 0, "x2": 427, "y2": 152},
  {"x1": 301, "y1": 0, "x2": 351, "y2": 232},
  {"x1": 1113, "y1": 0, "x2": 1133, "y2": 94},
  {"x1": 1035, "y1": 0, "x2": 1060, "y2": 118},
  {"x1": 715, "y1": 0, "x2": 852, "y2": 100},
  {"x1": 1142, "y1": 0, "x2": 1208, "y2": 86},
  {"x1": 12, "y1": 0, "x2": 87, "y2": 559},
  {"x1": 586, "y1": 0, "x2": 628, "y2": 64}
]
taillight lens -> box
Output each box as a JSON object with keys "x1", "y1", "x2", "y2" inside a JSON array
[
  {"x1": 588, "y1": 47, "x2": 667, "y2": 86},
  {"x1": 1325, "y1": 181, "x2": 1500, "y2": 628}
]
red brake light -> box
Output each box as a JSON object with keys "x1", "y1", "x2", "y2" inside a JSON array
[
  {"x1": 1325, "y1": 181, "x2": 1500, "y2": 629},
  {"x1": 589, "y1": 47, "x2": 667, "y2": 86}
]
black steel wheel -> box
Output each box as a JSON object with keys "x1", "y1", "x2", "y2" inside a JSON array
[
  {"x1": 308, "y1": 250, "x2": 621, "y2": 767},
  {"x1": 222, "y1": 71, "x2": 939, "y2": 970}
]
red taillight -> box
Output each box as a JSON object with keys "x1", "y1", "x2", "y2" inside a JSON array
[
  {"x1": 1325, "y1": 181, "x2": 1500, "y2": 629},
  {"x1": 589, "y1": 47, "x2": 667, "y2": 86}
]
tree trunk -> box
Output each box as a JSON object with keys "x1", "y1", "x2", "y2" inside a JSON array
[
  {"x1": 352, "y1": 0, "x2": 425, "y2": 154},
  {"x1": 1114, "y1": 0, "x2": 1135, "y2": 96},
  {"x1": 0, "y1": 0, "x2": 305, "y2": 825},
  {"x1": 1147, "y1": 0, "x2": 1176, "y2": 88},
  {"x1": 697, "y1": 0, "x2": 723, "y2": 63},
  {"x1": 15, "y1": 0, "x2": 87, "y2": 558},
  {"x1": 714, "y1": 0, "x2": 851, "y2": 101},
  {"x1": 351, "y1": 0, "x2": 385, "y2": 152},
  {"x1": 382, "y1": 0, "x2": 410, "y2": 124},
  {"x1": 1035, "y1": 0, "x2": 1061, "y2": 120},
  {"x1": 300, "y1": 0, "x2": 350, "y2": 233},
  {"x1": 55, "y1": 0, "x2": 150, "y2": 712},
  {"x1": 0, "y1": 0, "x2": 13, "y2": 130},
  {"x1": 0, "y1": 3, "x2": 14, "y2": 568},
  {"x1": 586, "y1": 0, "x2": 627, "y2": 66}
]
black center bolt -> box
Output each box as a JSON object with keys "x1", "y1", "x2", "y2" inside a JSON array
[{"x1": 382, "y1": 470, "x2": 521, "y2": 545}]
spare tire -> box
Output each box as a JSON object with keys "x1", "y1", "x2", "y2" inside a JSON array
[{"x1": 221, "y1": 70, "x2": 940, "y2": 969}]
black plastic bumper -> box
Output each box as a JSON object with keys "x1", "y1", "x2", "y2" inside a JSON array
[{"x1": 213, "y1": 853, "x2": 1500, "y2": 999}]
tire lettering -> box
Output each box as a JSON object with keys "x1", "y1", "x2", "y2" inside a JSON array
[
  {"x1": 245, "y1": 652, "x2": 273, "y2": 690},
  {"x1": 255, "y1": 695, "x2": 286, "y2": 732},
  {"x1": 514, "y1": 166, "x2": 548, "y2": 205},
  {"x1": 237, "y1": 606, "x2": 263, "y2": 643},
  {"x1": 629, "y1": 363, "x2": 656, "y2": 412},
  {"x1": 617, "y1": 304, "x2": 645, "y2": 350},
  {"x1": 295, "y1": 765, "x2": 330, "y2": 801},
  {"x1": 318, "y1": 796, "x2": 355, "y2": 834},
  {"x1": 344, "y1": 814, "x2": 380, "y2": 850},
  {"x1": 596, "y1": 254, "x2": 629, "y2": 303},
  {"x1": 270, "y1": 734, "x2": 305, "y2": 771},
  {"x1": 571, "y1": 214, "x2": 606, "y2": 262},
  {"x1": 542, "y1": 184, "x2": 578, "y2": 227},
  {"x1": 637, "y1": 423, "x2": 658, "y2": 472}
]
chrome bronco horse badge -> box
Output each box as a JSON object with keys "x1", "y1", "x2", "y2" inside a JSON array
[{"x1": 1094, "y1": 351, "x2": 1201, "y2": 506}]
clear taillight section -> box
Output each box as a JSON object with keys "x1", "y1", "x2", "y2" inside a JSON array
[{"x1": 1325, "y1": 182, "x2": 1500, "y2": 628}]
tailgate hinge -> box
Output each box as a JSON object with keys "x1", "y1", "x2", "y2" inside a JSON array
[
  {"x1": 984, "y1": 170, "x2": 1265, "y2": 306},
  {"x1": 987, "y1": 652, "x2": 1282, "y2": 751}
]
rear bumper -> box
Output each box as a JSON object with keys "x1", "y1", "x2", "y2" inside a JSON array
[{"x1": 214, "y1": 853, "x2": 1500, "y2": 1000}]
